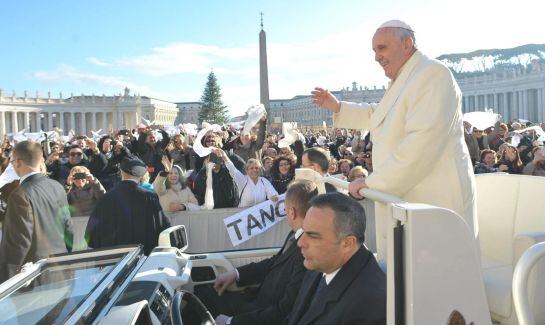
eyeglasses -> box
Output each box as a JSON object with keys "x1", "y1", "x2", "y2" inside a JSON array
[{"x1": 70, "y1": 152, "x2": 83, "y2": 157}]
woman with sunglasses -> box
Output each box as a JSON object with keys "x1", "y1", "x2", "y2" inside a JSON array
[
  {"x1": 268, "y1": 155, "x2": 296, "y2": 194},
  {"x1": 66, "y1": 166, "x2": 106, "y2": 217}
]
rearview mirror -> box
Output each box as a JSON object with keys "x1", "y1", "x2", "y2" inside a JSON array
[{"x1": 158, "y1": 225, "x2": 188, "y2": 252}]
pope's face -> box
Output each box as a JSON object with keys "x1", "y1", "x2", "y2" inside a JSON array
[{"x1": 372, "y1": 28, "x2": 412, "y2": 80}]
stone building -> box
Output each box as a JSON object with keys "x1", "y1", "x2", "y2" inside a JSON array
[
  {"x1": 459, "y1": 60, "x2": 545, "y2": 122},
  {"x1": 175, "y1": 101, "x2": 201, "y2": 125},
  {"x1": 0, "y1": 88, "x2": 178, "y2": 136},
  {"x1": 269, "y1": 62, "x2": 545, "y2": 129}
]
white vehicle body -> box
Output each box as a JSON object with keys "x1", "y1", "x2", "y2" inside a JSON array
[{"x1": 0, "y1": 173, "x2": 544, "y2": 325}]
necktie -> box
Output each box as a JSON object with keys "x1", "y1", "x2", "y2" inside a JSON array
[
  {"x1": 280, "y1": 231, "x2": 296, "y2": 254},
  {"x1": 309, "y1": 275, "x2": 327, "y2": 307}
]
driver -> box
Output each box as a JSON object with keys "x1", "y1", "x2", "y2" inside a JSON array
[{"x1": 195, "y1": 180, "x2": 319, "y2": 325}]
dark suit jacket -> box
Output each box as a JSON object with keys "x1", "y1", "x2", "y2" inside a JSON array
[
  {"x1": 0, "y1": 173, "x2": 73, "y2": 282},
  {"x1": 232, "y1": 231, "x2": 306, "y2": 325},
  {"x1": 286, "y1": 246, "x2": 386, "y2": 325},
  {"x1": 85, "y1": 180, "x2": 170, "y2": 255}
]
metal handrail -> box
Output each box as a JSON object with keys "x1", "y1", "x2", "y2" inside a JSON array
[
  {"x1": 512, "y1": 241, "x2": 545, "y2": 325},
  {"x1": 294, "y1": 168, "x2": 406, "y2": 205},
  {"x1": 323, "y1": 175, "x2": 407, "y2": 204}
]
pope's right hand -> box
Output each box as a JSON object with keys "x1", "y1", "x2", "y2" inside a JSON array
[
  {"x1": 213, "y1": 270, "x2": 237, "y2": 296},
  {"x1": 311, "y1": 87, "x2": 341, "y2": 113}
]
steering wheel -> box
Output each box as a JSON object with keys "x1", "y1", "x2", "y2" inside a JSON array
[{"x1": 171, "y1": 290, "x2": 216, "y2": 325}]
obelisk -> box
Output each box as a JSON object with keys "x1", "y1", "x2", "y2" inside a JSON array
[{"x1": 259, "y1": 12, "x2": 271, "y2": 121}]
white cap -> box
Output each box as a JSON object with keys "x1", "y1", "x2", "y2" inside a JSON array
[{"x1": 378, "y1": 20, "x2": 414, "y2": 32}]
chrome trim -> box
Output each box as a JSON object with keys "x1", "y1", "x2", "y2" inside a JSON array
[
  {"x1": 92, "y1": 254, "x2": 148, "y2": 324},
  {"x1": 0, "y1": 260, "x2": 45, "y2": 300},
  {"x1": 63, "y1": 247, "x2": 144, "y2": 324},
  {"x1": 512, "y1": 241, "x2": 545, "y2": 325}
]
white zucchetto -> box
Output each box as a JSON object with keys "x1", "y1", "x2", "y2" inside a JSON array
[{"x1": 378, "y1": 20, "x2": 414, "y2": 32}]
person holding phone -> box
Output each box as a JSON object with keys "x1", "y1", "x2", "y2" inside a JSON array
[{"x1": 66, "y1": 166, "x2": 106, "y2": 217}]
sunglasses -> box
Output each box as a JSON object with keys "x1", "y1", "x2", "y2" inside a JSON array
[{"x1": 70, "y1": 152, "x2": 83, "y2": 157}]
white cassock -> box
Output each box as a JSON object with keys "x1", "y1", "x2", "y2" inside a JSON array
[{"x1": 333, "y1": 50, "x2": 477, "y2": 259}]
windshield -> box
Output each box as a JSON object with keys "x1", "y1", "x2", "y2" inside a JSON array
[{"x1": 0, "y1": 257, "x2": 120, "y2": 324}]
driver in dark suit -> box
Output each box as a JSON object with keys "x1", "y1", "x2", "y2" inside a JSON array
[
  {"x1": 285, "y1": 192, "x2": 386, "y2": 325},
  {"x1": 0, "y1": 141, "x2": 73, "y2": 283},
  {"x1": 197, "y1": 180, "x2": 319, "y2": 325}
]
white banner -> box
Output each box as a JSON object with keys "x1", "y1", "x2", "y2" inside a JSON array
[{"x1": 223, "y1": 194, "x2": 287, "y2": 246}]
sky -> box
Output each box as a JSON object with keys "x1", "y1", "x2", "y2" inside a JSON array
[{"x1": 1, "y1": 0, "x2": 544, "y2": 117}]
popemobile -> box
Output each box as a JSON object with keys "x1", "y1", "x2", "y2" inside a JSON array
[{"x1": 0, "y1": 171, "x2": 544, "y2": 325}]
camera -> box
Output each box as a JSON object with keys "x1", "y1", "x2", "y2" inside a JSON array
[{"x1": 73, "y1": 172, "x2": 87, "y2": 180}]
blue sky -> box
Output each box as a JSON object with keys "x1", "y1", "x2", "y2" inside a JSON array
[{"x1": 1, "y1": 0, "x2": 543, "y2": 117}]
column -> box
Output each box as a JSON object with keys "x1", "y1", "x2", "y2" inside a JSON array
[
  {"x1": 521, "y1": 90, "x2": 533, "y2": 122},
  {"x1": 483, "y1": 94, "x2": 488, "y2": 109},
  {"x1": 47, "y1": 112, "x2": 53, "y2": 131},
  {"x1": 0, "y1": 111, "x2": 5, "y2": 136},
  {"x1": 118, "y1": 111, "x2": 124, "y2": 129},
  {"x1": 59, "y1": 112, "x2": 65, "y2": 134},
  {"x1": 81, "y1": 112, "x2": 87, "y2": 136},
  {"x1": 34, "y1": 112, "x2": 41, "y2": 131},
  {"x1": 12, "y1": 112, "x2": 18, "y2": 133},
  {"x1": 540, "y1": 88, "x2": 545, "y2": 122},
  {"x1": 70, "y1": 112, "x2": 75, "y2": 133},
  {"x1": 518, "y1": 91, "x2": 524, "y2": 119},
  {"x1": 102, "y1": 112, "x2": 108, "y2": 131},
  {"x1": 113, "y1": 111, "x2": 118, "y2": 130},
  {"x1": 463, "y1": 96, "x2": 469, "y2": 113},
  {"x1": 492, "y1": 93, "x2": 497, "y2": 112},
  {"x1": 24, "y1": 112, "x2": 30, "y2": 130},
  {"x1": 92, "y1": 112, "x2": 97, "y2": 131}
]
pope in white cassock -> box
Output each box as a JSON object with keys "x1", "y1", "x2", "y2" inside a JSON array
[{"x1": 312, "y1": 20, "x2": 477, "y2": 258}]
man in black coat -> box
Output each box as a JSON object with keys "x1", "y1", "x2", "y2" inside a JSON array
[
  {"x1": 197, "y1": 180, "x2": 319, "y2": 325},
  {"x1": 0, "y1": 141, "x2": 73, "y2": 283},
  {"x1": 85, "y1": 156, "x2": 170, "y2": 255},
  {"x1": 285, "y1": 192, "x2": 386, "y2": 325}
]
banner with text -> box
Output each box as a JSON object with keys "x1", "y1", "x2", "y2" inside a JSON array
[{"x1": 223, "y1": 194, "x2": 287, "y2": 246}]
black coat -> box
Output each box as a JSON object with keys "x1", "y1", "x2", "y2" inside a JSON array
[
  {"x1": 285, "y1": 246, "x2": 386, "y2": 325},
  {"x1": 85, "y1": 180, "x2": 170, "y2": 255},
  {"x1": 0, "y1": 174, "x2": 73, "y2": 282},
  {"x1": 232, "y1": 231, "x2": 306, "y2": 325},
  {"x1": 193, "y1": 164, "x2": 239, "y2": 209}
]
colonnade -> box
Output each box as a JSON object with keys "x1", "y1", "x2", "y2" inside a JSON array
[
  {"x1": 462, "y1": 88, "x2": 545, "y2": 123},
  {"x1": 0, "y1": 110, "x2": 138, "y2": 136}
]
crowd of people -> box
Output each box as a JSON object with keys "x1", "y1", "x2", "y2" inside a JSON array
[
  {"x1": 465, "y1": 120, "x2": 545, "y2": 176},
  {"x1": 1, "y1": 19, "x2": 545, "y2": 324},
  {"x1": 0, "y1": 116, "x2": 544, "y2": 222}
]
